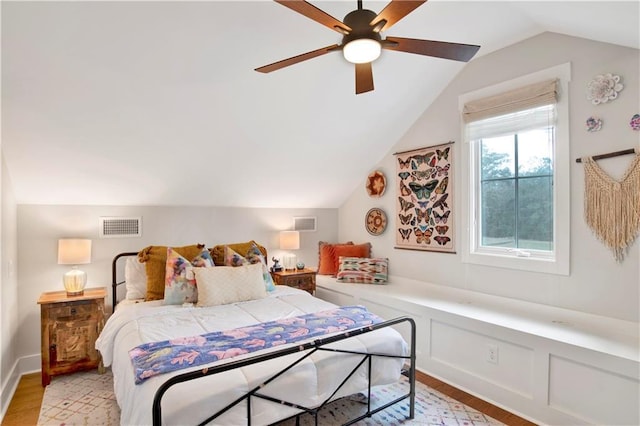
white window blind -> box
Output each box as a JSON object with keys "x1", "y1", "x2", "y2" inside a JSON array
[
  {"x1": 462, "y1": 78, "x2": 558, "y2": 123},
  {"x1": 466, "y1": 104, "x2": 557, "y2": 141}
]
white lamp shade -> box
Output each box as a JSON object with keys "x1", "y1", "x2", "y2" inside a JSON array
[
  {"x1": 58, "y1": 239, "x2": 92, "y2": 265},
  {"x1": 279, "y1": 231, "x2": 300, "y2": 250},
  {"x1": 343, "y1": 38, "x2": 381, "y2": 64}
]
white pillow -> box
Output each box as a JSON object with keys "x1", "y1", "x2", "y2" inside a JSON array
[
  {"x1": 194, "y1": 263, "x2": 266, "y2": 307},
  {"x1": 125, "y1": 257, "x2": 147, "y2": 300}
]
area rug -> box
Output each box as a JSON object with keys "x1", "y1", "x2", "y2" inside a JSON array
[
  {"x1": 37, "y1": 370, "x2": 119, "y2": 426},
  {"x1": 38, "y1": 369, "x2": 504, "y2": 426}
]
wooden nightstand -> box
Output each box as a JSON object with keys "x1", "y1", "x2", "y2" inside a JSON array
[
  {"x1": 271, "y1": 269, "x2": 316, "y2": 295},
  {"x1": 37, "y1": 287, "x2": 106, "y2": 386}
]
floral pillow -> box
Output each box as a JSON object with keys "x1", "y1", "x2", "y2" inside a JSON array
[
  {"x1": 246, "y1": 242, "x2": 276, "y2": 292},
  {"x1": 224, "y1": 246, "x2": 249, "y2": 267},
  {"x1": 139, "y1": 244, "x2": 204, "y2": 301},
  {"x1": 210, "y1": 241, "x2": 266, "y2": 266},
  {"x1": 225, "y1": 244, "x2": 276, "y2": 292},
  {"x1": 164, "y1": 247, "x2": 214, "y2": 305},
  {"x1": 336, "y1": 256, "x2": 388, "y2": 284}
]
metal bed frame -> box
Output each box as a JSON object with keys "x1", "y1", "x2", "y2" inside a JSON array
[{"x1": 111, "y1": 252, "x2": 416, "y2": 426}]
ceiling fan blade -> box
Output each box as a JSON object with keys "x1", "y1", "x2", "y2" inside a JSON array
[
  {"x1": 355, "y1": 62, "x2": 374, "y2": 94},
  {"x1": 255, "y1": 44, "x2": 340, "y2": 73},
  {"x1": 370, "y1": 0, "x2": 427, "y2": 32},
  {"x1": 383, "y1": 36, "x2": 480, "y2": 62},
  {"x1": 275, "y1": 0, "x2": 351, "y2": 34}
]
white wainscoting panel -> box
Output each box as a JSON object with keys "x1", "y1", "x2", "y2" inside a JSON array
[
  {"x1": 549, "y1": 355, "x2": 640, "y2": 425},
  {"x1": 430, "y1": 320, "x2": 534, "y2": 398},
  {"x1": 315, "y1": 275, "x2": 639, "y2": 424},
  {"x1": 315, "y1": 286, "x2": 356, "y2": 307},
  {"x1": 360, "y1": 297, "x2": 425, "y2": 360}
]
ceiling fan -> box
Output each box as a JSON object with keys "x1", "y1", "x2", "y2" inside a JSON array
[{"x1": 255, "y1": 0, "x2": 481, "y2": 94}]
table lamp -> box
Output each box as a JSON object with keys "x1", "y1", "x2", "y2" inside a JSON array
[
  {"x1": 279, "y1": 231, "x2": 300, "y2": 271},
  {"x1": 58, "y1": 239, "x2": 92, "y2": 296}
]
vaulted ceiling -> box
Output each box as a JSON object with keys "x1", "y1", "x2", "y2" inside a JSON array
[{"x1": 2, "y1": 1, "x2": 638, "y2": 208}]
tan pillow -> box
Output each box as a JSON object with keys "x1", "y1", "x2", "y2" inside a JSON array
[
  {"x1": 138, "y1": 244, "x2": 204, "y2": 301},
  {"x1": 209, "y1": 240, "x2": 267, "y2": 266},
  {"x1": 194, "y1": 263, "x2": 266, "y2": 307}
]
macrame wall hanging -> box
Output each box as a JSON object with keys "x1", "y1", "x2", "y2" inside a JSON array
[{"x1": 581, "y1": 149, "x2": 640, "y2": 262}]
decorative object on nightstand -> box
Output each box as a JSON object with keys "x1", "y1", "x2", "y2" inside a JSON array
[
  {"x1": 271, "y1": 268, "x2": 316, "y2": 295},
  {"x1": 271, "y1": 257, "x2": 283, "y2": 272},
  {"x1": 279, "y1": 230, "x2": 300, "y2": 271},
  {"x1": 37, "y1": 287, "x2": 106, "y2": 386},
  {"x1": 57, "y1": 238, "x2": 92, "y2": 296}
]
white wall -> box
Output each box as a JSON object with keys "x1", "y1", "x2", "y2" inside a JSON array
[
  {"x1": 15, "y1": 205, "x2": 338, "y2": 361},
  {"x1": 0, "y1": 153, "x2": 19, "y2": 417},
  {"x1": 339, "y1": 32, "x2": 640, "y2": 322}
]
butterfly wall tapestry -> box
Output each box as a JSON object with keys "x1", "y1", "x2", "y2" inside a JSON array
[{"x1": 395, "y1": 142, "x2": 455, "y2": 253}]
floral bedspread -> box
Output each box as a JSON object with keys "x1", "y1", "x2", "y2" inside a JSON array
[{"x1": 129, "y1": 305, "x2": 382, "y2": 384}]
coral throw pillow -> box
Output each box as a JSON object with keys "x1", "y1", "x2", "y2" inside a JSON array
[
  {"x1": 332, "y1": 243, "x2": 372, "y2": 274},
  {"x1": 317, "y1": 241, "x2": 372, "y2": 276},
  {"x1": 317, "y1": 242, "x2": 352, "y2": 275}
]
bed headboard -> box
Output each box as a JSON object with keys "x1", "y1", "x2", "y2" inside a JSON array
[
  {"x1": 111, "y1": 251, "x2": 138, "y2": 309},
  {"x1": 111, "y1": 242, "x2": 269, "y2": 308}
]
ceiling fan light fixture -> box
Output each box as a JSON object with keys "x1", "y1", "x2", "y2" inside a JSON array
[{"x1": 343, "y1": 38, "x2": 381, "y2": 64}]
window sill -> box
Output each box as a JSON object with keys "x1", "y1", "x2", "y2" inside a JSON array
[{"x1": 464, "y1": 250, "x2": 569, "y2": 276}]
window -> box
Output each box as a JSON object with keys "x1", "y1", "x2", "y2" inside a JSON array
[
  {"x1": 459, "y1": 64, "x2": 570, "y2": 275},
  {"x1": 474, "y1": 104, "x2": 555, "y2": 257}
]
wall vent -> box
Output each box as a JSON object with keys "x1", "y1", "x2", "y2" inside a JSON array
[
  {"x1": 99, "y1": 217, "x2": 142, "y2": 238},
  {"x1": 293, "y1": 216, "x2": 317, "y2": 232}
]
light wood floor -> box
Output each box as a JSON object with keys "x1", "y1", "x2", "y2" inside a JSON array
[
  {"x1": 1, "y1": 373, "x2": 44, "y2": 426},
  {"x1": 2, "y1": 370, "x2": 536, "y2": 426}
]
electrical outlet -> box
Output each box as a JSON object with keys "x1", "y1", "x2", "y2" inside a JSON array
[{"x1": 487, "y1": 343, "x2": 499, "y2": 364}]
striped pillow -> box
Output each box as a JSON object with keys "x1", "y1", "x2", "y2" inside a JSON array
[{"x1": 336, "y1": 257, "x2": 388, "y2": 284}]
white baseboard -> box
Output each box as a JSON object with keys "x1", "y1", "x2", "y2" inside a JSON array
[
  {"x1": 0, "y1": 359, "x2": 20, "y2": 422},
  {"x1": 0, "y1": 353, "x2": 40, "y2": 423},
  {"x1": 19, "y1": 353, "x2": 41, "y2": 375}
]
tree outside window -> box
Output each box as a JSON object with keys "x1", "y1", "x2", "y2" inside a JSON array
[{"x1": 478, "y1": 127, "x2": 554, "y2": 252}]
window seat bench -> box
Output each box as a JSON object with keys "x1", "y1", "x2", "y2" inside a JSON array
[{"x1": 315, "y1": 274, "x2": 639, "y2": 425}]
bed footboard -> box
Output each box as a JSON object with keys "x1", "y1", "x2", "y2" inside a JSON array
[
  {"x1": 152, "y1": 316, "x2": 416, "y2": 426},
  {"x1": 111, "y1": 252, "x2": 416, "y2": 426}
]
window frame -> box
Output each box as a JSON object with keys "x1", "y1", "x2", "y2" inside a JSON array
[{"x1": 459, "y1": 63, "x2": 571, "y2": 275}]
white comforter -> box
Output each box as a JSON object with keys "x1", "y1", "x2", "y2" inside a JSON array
[{"x1": 96, "y1": 286, "x2": 407, "y2": 425}]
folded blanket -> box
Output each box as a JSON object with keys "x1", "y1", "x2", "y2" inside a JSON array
[{"x1": 129, "y1": 305, "x2": 382, "y2": 384}]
